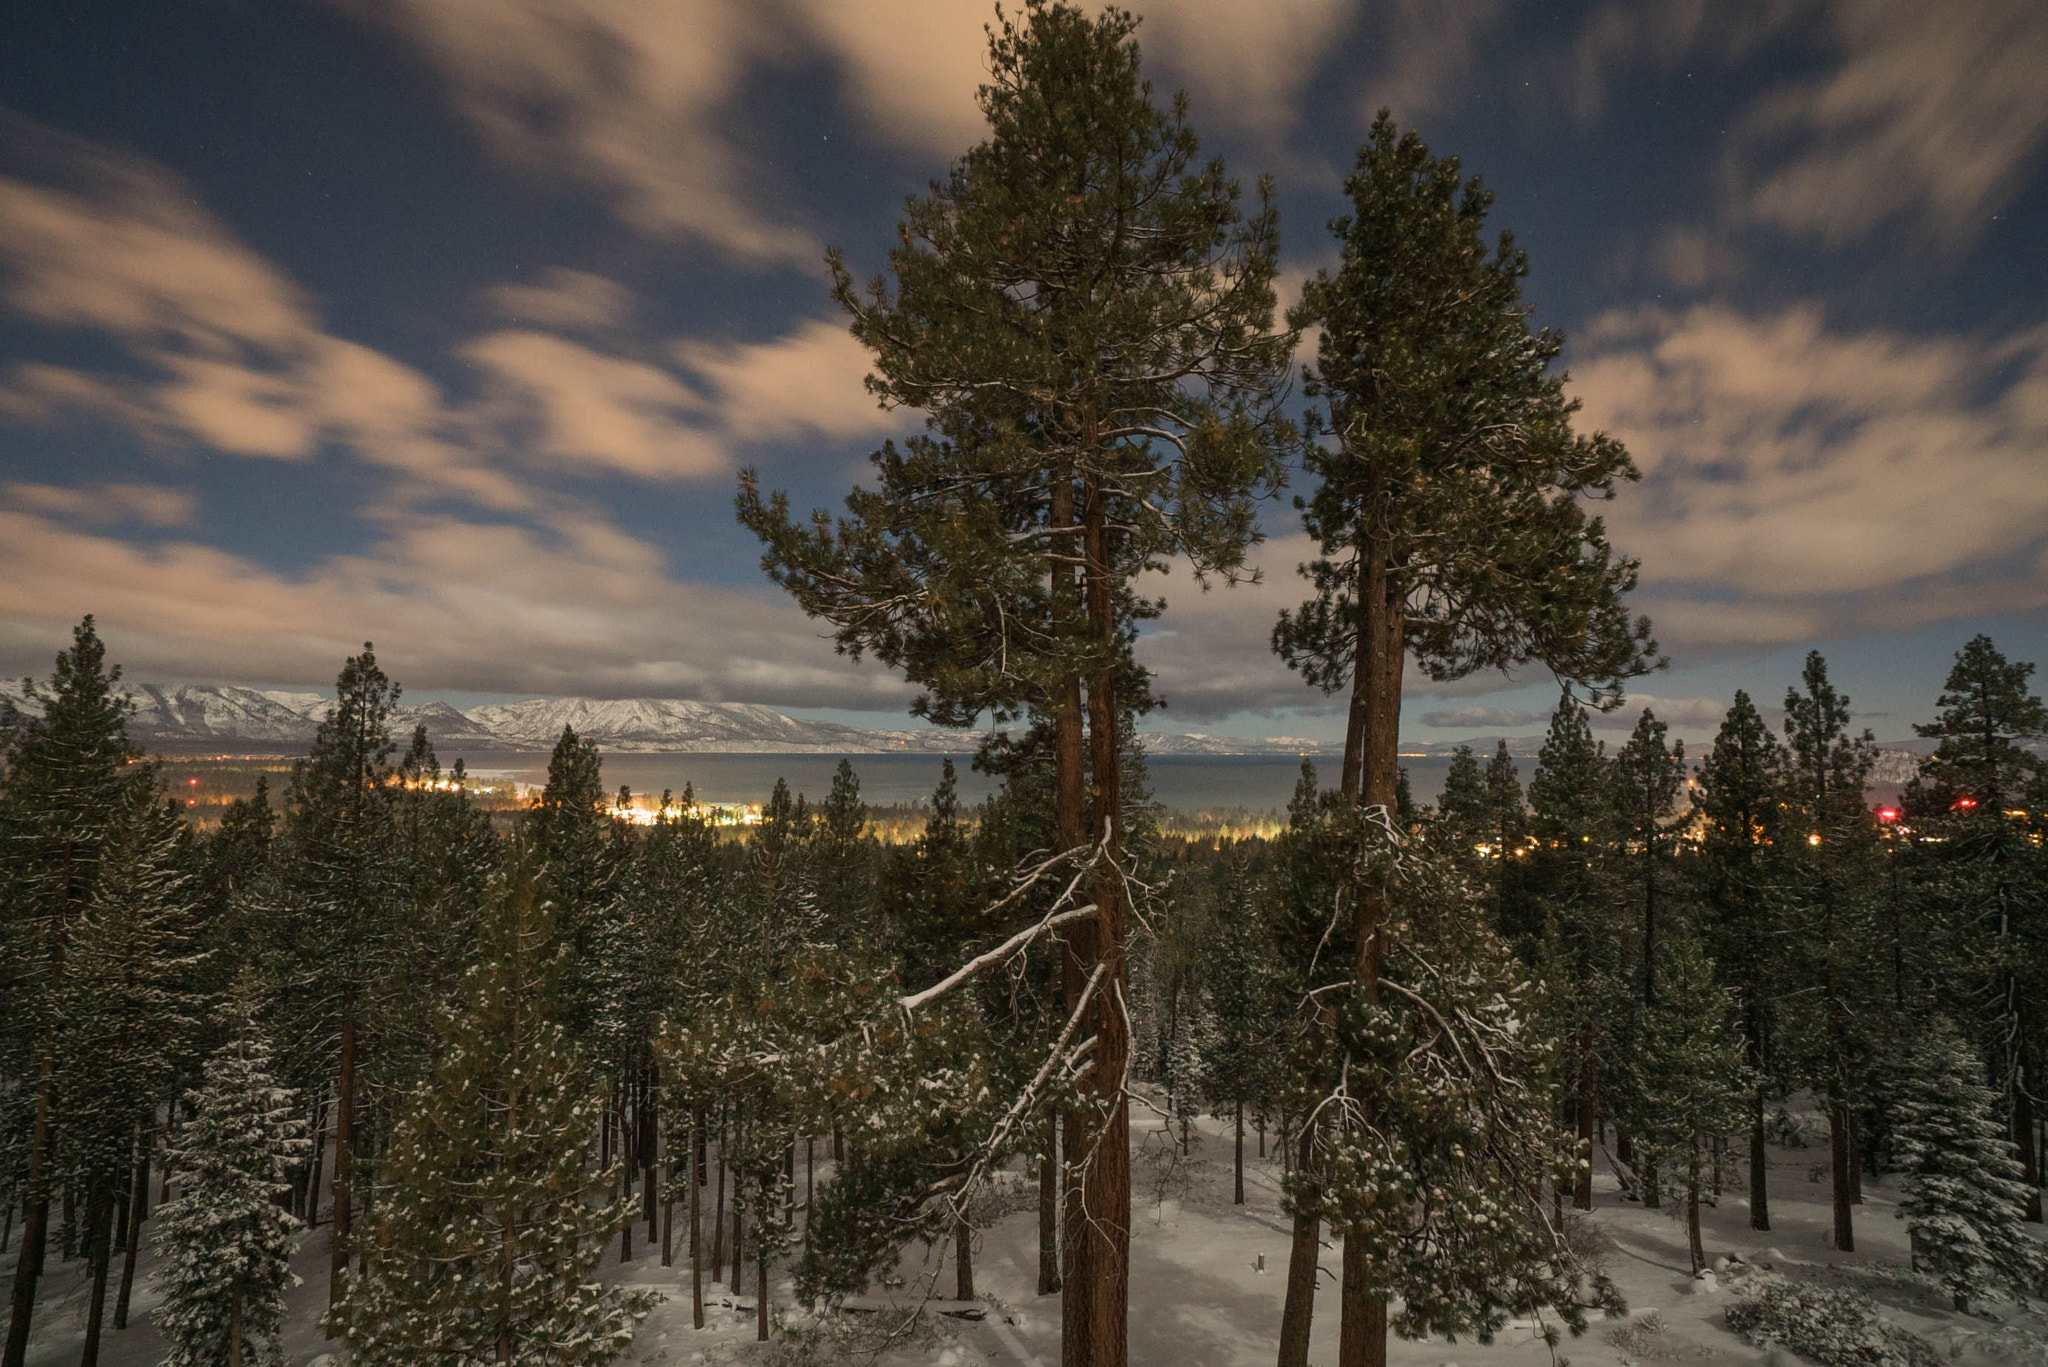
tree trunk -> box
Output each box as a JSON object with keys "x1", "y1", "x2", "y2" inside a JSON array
[
  {"x1": 1052, "y1": 460, "x2": 1100, "y2": 1358},
  {"x1": 1235, "y1": 1100, "x2": 1246, "y2": 1206},
  {"x1": 618, "y1": 1095, "x2": 634, "y2": 1263},
  {"x1": 1050, "y1": 461, "x2": 1102, "y2": 1363},
  {"x1": 1686, "y1": 1153, "x2": 1705, "y2": 1274},
  {"x1": 1276, "y1": 1125, "x2": 1321, "y2": 1367},
  {"x1": 1080, "y1": 485, "x2": 1132, "y2": 1367},
  {"x1": 113, "y1": 1125, "x2": 150, "y2": 1329},
  {"x1": 328, "y1": 1006, "x2": 356, "y2": 1323},
  {"x1": 1749, "y1": 1085, "x2": 1771, "y2": 1231},
  {"x1": 711, "y1": 1146, "x2": 725, "y2": 1282},
  {"x1": 3, "y1": 1049, "x2": 57, "y2": 1367},
  {"x1": 1337, "y1": 541, "x2": 1403, "y2": 1367},
  {"x1": 1338, "y1": 1249, "x2": 1388, "y2": 1367},
  {"x1": 80, "y1": 1186, "x2": 115, "y2": 1367},
  {"x1": 1038, "y1": 1105, "x2": 1061, "y2": 1294},
  {"x1": 305, "y1": 1091, "x2": 327, "y2": 1229},
  {"x1": 158, "y1": 1104, "x2": 175, "y2": 1207},
  {"x1": 730, "y1": 1205, "x2": 744, "y2": 1296},
  {"x1": 1828, "y1": 1090, "x2": 1854, "y2": 1251},
  {"x1": 955, "y1": 1210, "x2": 975, "y2": 1301},
  {"x1": 1575, "y1": 1027, "x2": 1597, "y2": 1210},
  {"x1": 690, "y1": 1115, "x2": 704, "y2": 1330},
  {"x1": 661, "y1": 1173, "x2": 674, "y2": 1268},
  {"x1": 2017, "y1": 1081, "x2": 2042, "y2": 1222},
  {"x1": 1847, "y1": 1110, "x2": 1862, "y2": 1204},
  {"x1": 756, "y1": 1251, "x2": 768, "y2": 1342},
  {"x1": 643, "y1": 1074, "x2": 659, "y2": 1242}
]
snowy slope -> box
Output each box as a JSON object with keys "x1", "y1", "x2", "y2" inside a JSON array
[{"x1": 18, "y1": 1101, "x2": 2043, "y2": 1367}]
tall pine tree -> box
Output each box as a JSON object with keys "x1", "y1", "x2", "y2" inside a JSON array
[
  {"x1": 152, "y1": 990, "x2": 307, "y2": 1367},
  {"x1": 1692, "y1": 691, "x2": 1788, "y2": 1231},
  {"x1": 1908, "y1": 636, "x2": 2048, "y2": 1220},
  {"x1": 1, "y1": 617, "x2": 150, "y2": 1367},
  {"x1": 329, "y1": 859, "x2": 650, "y2": 1365},
  {"x1": 1893, "y1": 1016, "x2": 2046, "y2": 1310},
  {"x1": 738, "y1": 8, "x2": 1293, "y2": 1358},
  {"x1": 1272, "y1": 112, "x2": 1656, "y2": 1367},
  {"x1": 271, "y1": 644, "x2": 402, "y2": 1311},
  {"x1": 1779, "y1": 651, "x2": 1882, "y2": 1253}
]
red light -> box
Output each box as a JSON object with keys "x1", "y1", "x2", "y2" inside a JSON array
[
  {"x1": 1956, "y1": 797, "x2": 1978, "y2": 810},
  {"x1": 188, "y1": 777, "x2": 198, "y2": 785},
  {"x1": 186, "y1": 799, "x2": 196, "y2": 807},
  {"x1": 1877, "y1": 808, "x2": 1898, "y2": 822}
]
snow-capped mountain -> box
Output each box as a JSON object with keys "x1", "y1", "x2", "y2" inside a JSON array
[
  {"x1": 124, "y1": 683, "x2": 326, "y2": 743},
  {"x1": 0, "y1": 681, "x2": 973, "y2": 754},
  {"x1": 457, "y1": 696, "x2": 966, "y2": 754},
  {"x1": 1, "y1": 680, "x2": 1341, "y2": 756}
]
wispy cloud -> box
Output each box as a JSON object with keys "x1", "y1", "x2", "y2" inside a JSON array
[
  {"x1": 0, "y1": 116, "x2": 526, "y2": 509},
  {"x1": 352, "y1": 0, "x2": 817, "y2": 266},
  {"x1": 0, "y1": 117, "x2": 900, "y2": 494},
  {"x1": 354, "y1": 0, "x2": 1362, "y2": 265},
  {"x1": 1547, "y1": 0, "x2": 2048, "y2": 253},
  {"x1": 1573, "y1": 303, "x2": 2048, "y2": 647},
  {"x1": 674, "y1": 319, "x2": 884, "y2": 444},
  {"x1": 0, "y1": 503, "x2": 914, "y2": 708},
  {"x1": 463, "y1": 330, "x2": 725, "y2": 481},
  {"x1": 1733, "y1": 0, "x2": 2048, "y2": 251},
  {"x1": 1418, "y1": 706, "x2": 1543, "y2": 730},
  {"x1": 1356, "y1": 0, "x2": 1516, "y2": 122},
  {"x1": 1587, "y1": 693, "x2": 1728, "y2": 729},
  {"x1": 3, "y1": 482, "x2": 196, "y2": 528},
  {"x1": 482, "y1": 267, "x2": 637, "y2": 332}
]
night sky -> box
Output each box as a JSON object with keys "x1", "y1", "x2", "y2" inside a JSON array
[{"x1": 3, "y1": 0, "x2": 2044, "y2": 747}]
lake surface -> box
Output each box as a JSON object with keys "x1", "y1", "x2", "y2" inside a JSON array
[{"x1": 440, "y1": 749, "x2": 1472, "y2": 812}]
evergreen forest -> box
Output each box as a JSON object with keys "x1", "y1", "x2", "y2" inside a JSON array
[{"x1": 5, "y1": 6, "x2": 2046, "y2": 1367}]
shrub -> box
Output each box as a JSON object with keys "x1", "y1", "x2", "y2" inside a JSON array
[{"x1": 1724, "y1": 1273, "x2": 1938, "y2": 1367}]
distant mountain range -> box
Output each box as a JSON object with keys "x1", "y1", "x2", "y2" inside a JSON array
[
  {"x1": 1, "y1": 683, "x2": 1969, "y2": 776},
  {"x1": 0, "y1": 682, "x2": 1331, "y2": 757}
]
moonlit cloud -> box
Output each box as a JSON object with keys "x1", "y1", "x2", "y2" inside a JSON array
[
  {"x1": 359, "y1": 0, "x2": 1362, "y2": 264},
  {"x1": 463, "y1": 330, "x2": 725, "y2": 481},
  {"x1": 3, "y1": 4, "x2": 2044, "y2": 733},
  {"x1": 1587, "y1": 694, "x2": 1729, "y2": 730},
  {"x1": 674, "y1": 319, "x2": 886, "y2": 444},
  {"x1": 3, "y1": 482, "x2": 196, "y2": 528},
  {"x1": 1550, "y1": 0, "x2": 2048, "y2": 252},
  {"x1": 1419, "y1": 706, "x2": 1544, "y2": 730},
  {"x1": 1734, "y1": 0, "x2": 2048, "y2": 250},
  {"x1": 483, "y1": 268, "x2": 637, "y2": 332},
  {"x1": 1574, "y1": 304, "x2": 2048, "y2": 633},
  {"x1": 0, "y1": 114, "x2": 313, "y2": 350},
  {"x1": 0, "y1": 117, "x2": 527, "y2": 509},
  {"x1": 1356, "y1": 0, "x2": 1515, "y2": 121},
  {"x1": 355, "y1": 0, "x2": 817, "y2": 265},
  {"x1": 0, "y1": 504, "x2": 914, "y2": 708}
]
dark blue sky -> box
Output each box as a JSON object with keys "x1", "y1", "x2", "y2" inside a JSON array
[{"x1": 3, "y1": 0, "x2": 2044, "y2": 745}]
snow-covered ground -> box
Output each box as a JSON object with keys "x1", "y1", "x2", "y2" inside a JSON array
[{"x1": 15, "y1": 1103, "x2": 2046, "y2": 1367}]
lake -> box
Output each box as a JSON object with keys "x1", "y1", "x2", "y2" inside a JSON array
[{"x1": 439, "y1": 749, "x2": 1472, "y2": 813}]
